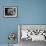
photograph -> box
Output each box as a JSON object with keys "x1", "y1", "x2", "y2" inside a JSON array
[
  {"x1": 18, "y1": 24, "x2": 46, "y2": 41},
  {"x1": 4, "y1": 6, "x2": 17, "y2": 17}
]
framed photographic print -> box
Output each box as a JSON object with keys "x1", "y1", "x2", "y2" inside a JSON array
[
  {"x1": 4, "y1": 6, "x2": 17, "y2": 17},
  {"x1": 18, "y1": 24, "x2": 46, "y2": 42}
]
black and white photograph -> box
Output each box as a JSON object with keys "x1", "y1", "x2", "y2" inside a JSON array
[
  {"x1": 18, "y1": 25, "x2": 46, "y2": 41},
  {"x1": 4, "y1": 6, "x2": 17, "y2": 17},
  {"x1": 18, "y1": 25, "x2": 46, "y2": 46}
]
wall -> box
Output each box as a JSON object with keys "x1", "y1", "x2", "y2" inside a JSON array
[
  {"x1": 0, "y1": 0, "x2": 46, "y2": 45},
  {"x1": 0, "y1": 0, "x2": 18, "y2": 44}
]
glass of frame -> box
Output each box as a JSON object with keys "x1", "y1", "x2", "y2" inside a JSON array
[{"x1": 4, "y1": 6, "x2": 17, "y2": 17}]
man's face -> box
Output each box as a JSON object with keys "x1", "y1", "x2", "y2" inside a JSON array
[{"x1": 7, "y1": 8, "x2": 15, "y2": 15}]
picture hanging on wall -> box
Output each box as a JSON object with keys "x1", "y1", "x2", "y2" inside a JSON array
[
  {"x1": 4, "y1": 6, "x2": 17, "y2": 17},
  {"x1": 18, "y1": 24, "x2": 46, "y2": 42}
]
